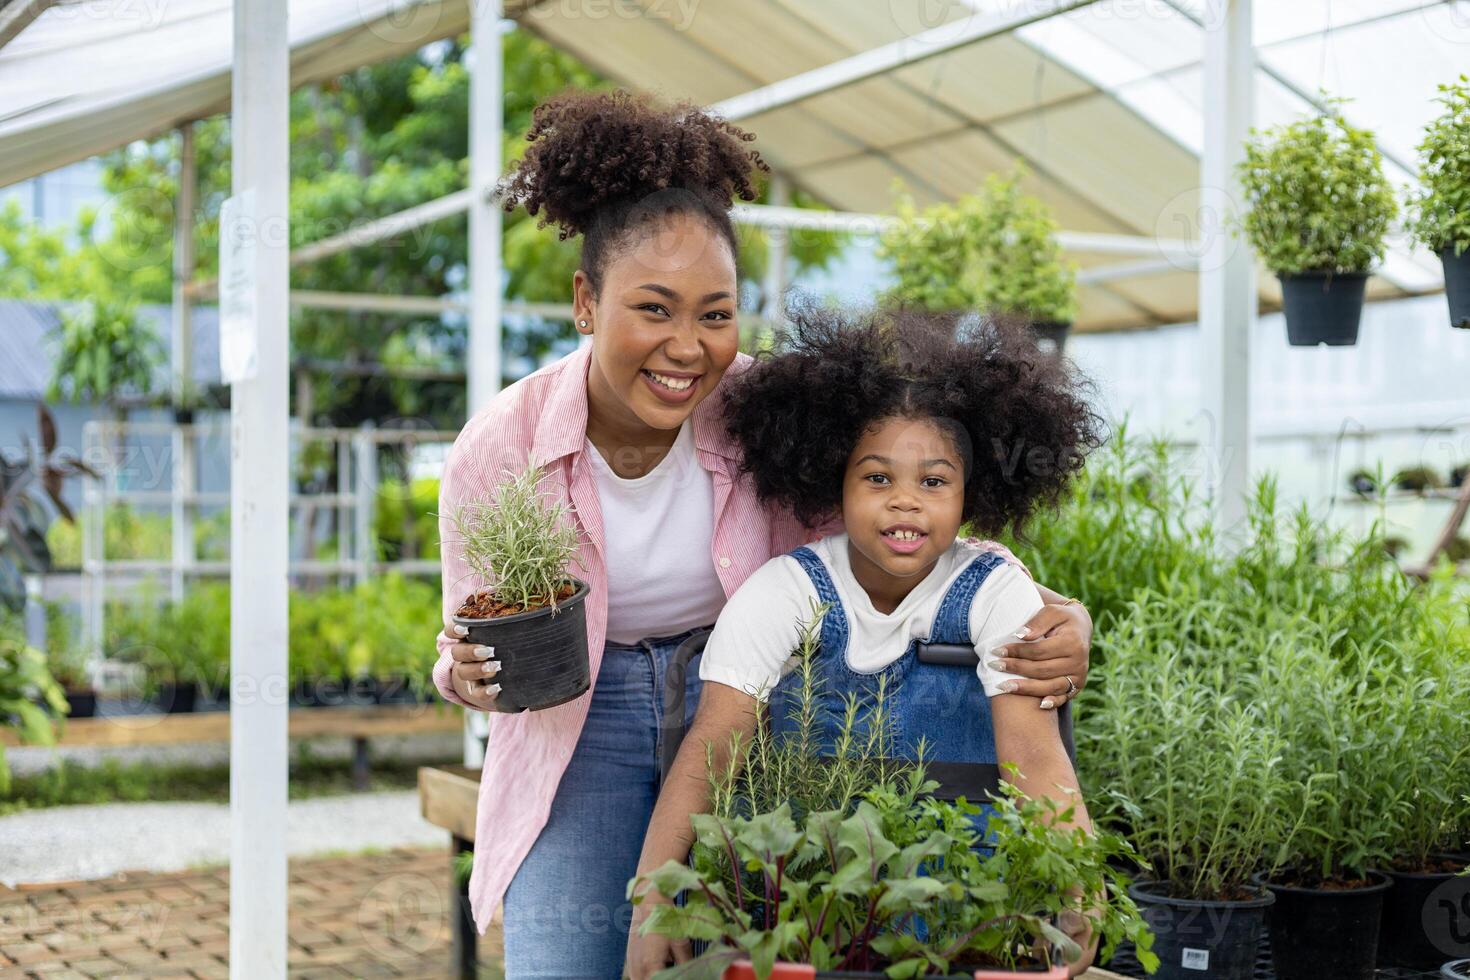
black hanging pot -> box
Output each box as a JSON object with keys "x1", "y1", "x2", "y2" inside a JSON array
[
  {"x1": 1127, "y1": 879, "x2": 1273, "y2": 980},
  {"x1": 452, "y1": 579, "x2": 591, "y2": 712},
  {"x1": 1278, "y1": 270, "x2": 1368, "y2": 346},
  {"x1": 1379, "y1": 854, "x2": 1470, "y2": 970},
  {"x1": 1252, "y1": 869, "x2": 1392, "y2": 980},
  {"x1": 1442, "y1": 247, "x2": 1470, "y2": 330}
]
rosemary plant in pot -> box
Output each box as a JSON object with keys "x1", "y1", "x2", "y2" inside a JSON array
[
  {"x1": 1407, "y1": 75, "x2": 1470, "y2": 330},
  {"x1": 879, "y1": 166, "x2": 1079, "y2": 351},
  {"x1": 1081, "y1": 589, "x2": 1288, "y2": 980},
  {"x1": 442, "y1": 461, "x2": 590, "y2": 712},
  {"x1": 1236, "y1": 108, "x2": 1397, "y2": 346}
]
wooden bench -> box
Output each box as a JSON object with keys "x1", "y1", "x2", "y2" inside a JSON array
[
  {"x1": 4, "y1": 704, "x2": 461, "y2": 789},
  {"x1": 416, "y1": 763, "x2": 1131, "y2": 980}
]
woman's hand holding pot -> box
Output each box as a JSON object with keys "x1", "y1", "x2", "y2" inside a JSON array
[{"x1": 447, "y1": 625, "x2": 501, "y2": 710}]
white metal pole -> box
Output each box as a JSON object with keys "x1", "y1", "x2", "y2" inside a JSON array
[
  {"x1": 228, "y1": 0, "x2": 290, "y2": 975},
  {"x1": 1199, "y1": 0, "x2": 1255, "y2": 537},
  {"x1": 171, "y1": 122, "x2": 196, "y2": 604},
  {"x1": 463, "y1": 0, "x2": 504, "y2": 767},
  {"x1": 467, "y1": 0, "x2": 503, "y2": 418}
]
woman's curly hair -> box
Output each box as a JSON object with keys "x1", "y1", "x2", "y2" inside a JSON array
[
  {"x1": 495, "y1": 88, "x2": 769, "y2": 295},
  {"x1": 723, "y1": 300, "x2": 1105, "y2": 537}
]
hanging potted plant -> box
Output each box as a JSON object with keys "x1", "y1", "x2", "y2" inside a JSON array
[
  {"x1": 1407, "y1": 75, "x2": 1470, "y2": 330},
  {"x1": 1082, "y1": 589, "x2": 1292, "y2": 980},
  {"x1": 441, "y1": 460, "x2": 589, "y2": 712},
  {"x1": 879, "y1": 165, "x2": 1079, "y2": 350},
  {"x1": 1236, "y1": 107, "x2": 1398, "y2": 346}
]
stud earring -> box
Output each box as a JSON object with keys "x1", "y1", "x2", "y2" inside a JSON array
[{"x1": 579, "y1": 320, "x2": 588, "y2": 328}]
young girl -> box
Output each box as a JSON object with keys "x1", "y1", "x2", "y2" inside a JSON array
[{"x1": 625, "y1": 304, "x2": 1105, "y2": 979}]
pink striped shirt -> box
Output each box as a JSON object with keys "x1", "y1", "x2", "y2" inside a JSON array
[{"x1": 432, "y1": 342, "x2": 1020, "y2": 933}]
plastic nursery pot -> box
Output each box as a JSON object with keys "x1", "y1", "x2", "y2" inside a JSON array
[
  {"x1": 154, "y1": 681, "x2": 198, "y2": 714},
  {"x1": 1379, "y1": 854, "x2": 1470, "y2": 970},
  {"x1": 1127, "y1": 879, "x2": 1273, "y2": 980},
  {"x1": 1443, "y1": 247, "x2": 1470, "y2": 330},
  {"x1": 1251, "y1": 869, "x2": 1392, "y2": 980},
  {"x1": 1444, "y1": 958, "x2": 1470, "y2": 979},
  {"x1": 1277, "y1": 270, "x2": 1368, "y2": 346},
  {"x1": 452, "y1": 579, "x2": 591, "y2": 713},
  {"x1": 63, "y1": 689, "x2": 97, "y2": 718},
  {"x1": 1029, "y1": 320, "x2": 1071, "y2": 353},
  {"x1": 721, "y1": 962, "x2": 1068, "y2": 979}
]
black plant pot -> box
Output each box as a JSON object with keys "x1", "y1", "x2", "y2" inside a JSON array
[
  {"x1": 64, "y1": 689, "x2": 97, "y2": 718},
  {"x1": 1444, "y1": 958, "x2": 1470, "y2": 978},
  {"x1": 373, "y1": 674, "x2": 422, "y2": 705},
  {"x1": 1127, "y1": 879, "x2": 1273, "y2": 980},
  {"x1": 1442, "y1": 247, "x2": 1470, "y2": 330},
  {"x1": 452, "y1": 579, "x2": 591, "y2": 713},
  {"x1": 154, "y1": 681, "x2": 198, "y2": 714},
  {"x1": 1252, "y1": 869, "x2": 1392, "y2": 980},
  {"x1": 1030, "y1": 320, "x2": 1071, "y2": 352},
  {"x1": 1278, "y1": 270, "x2": 1368, "y2": 346},
  {"x1": 1380, "y1": 854, "x2": 1470, "y2": 970}
]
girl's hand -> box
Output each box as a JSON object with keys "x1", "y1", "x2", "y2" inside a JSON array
[
  {"x1": 625, "y1": 893, "x2": 691, "y2": 980},
  {"x1": 446, "y1": 629, "x2": 502, "y2": 710},
  {"x1": 992, "y1": 602, "x2": 1091, "y2": 710}
]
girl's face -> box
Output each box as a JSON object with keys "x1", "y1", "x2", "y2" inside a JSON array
[
  {"x1": 575, "y1": 211, "x2": 740, "y2": 442},
  {"x1": 842, "y1": 416, "x2": 967, "y2": 604}
]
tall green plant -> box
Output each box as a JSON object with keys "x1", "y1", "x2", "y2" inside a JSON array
[
  {"x1": 1236, "y1": 106, "x2": 1398, "y2": 275},
  {"x1": 47, "y1": 300, "x2": 162, "y2": 405},
  {"x1": 1408, "y1": 74, "x2": 1470, "y2": 258},
  {"x1": 879, "y1": 165, "x2": 1078, "y2": 323}
]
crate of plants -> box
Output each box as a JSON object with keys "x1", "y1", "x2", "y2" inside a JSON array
[{"x1": 442, "y1": 461, "x2": 590, "y2": 712}]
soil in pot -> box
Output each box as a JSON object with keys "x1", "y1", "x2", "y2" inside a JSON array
[
  {"x1": 1252, "y1": 869, "x2": 1392, "y2": 980},
  {"x1": 1278, "y1": 271, "x2": 1368, "y2": 346},
  {"x1": 453, "y1": 579, "x2": 591, "y2": 713},
  {"x1": 1380, "y1": 854, "x2": 1470, "y2": 970},
  {"x1": 1128, "y1": 879, "x2": 1272, "y2": 980},
  {"x1": 1442, "y1": 247, "x2": 1470, "y2": 330}
]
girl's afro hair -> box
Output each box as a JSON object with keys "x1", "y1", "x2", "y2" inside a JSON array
[
  {"x1": 495, "y1": 89, "x2": 769, "y2": 293},
  {"x1": 722, "y1": 299, "x2": 1105, "y2": 536}
]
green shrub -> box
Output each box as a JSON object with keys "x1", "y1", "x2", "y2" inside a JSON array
[
  {"x1": 1236, "y1": 108, "x2": 1398, "y2": 275},
  {"x1": 0, "y1": 626, "x2": 64, "y2": 794},
  {"x1": 878, "y1": 164, "x2": 1078, "y2": 324},
  {"x1": 1407, "y1": 74, "x2": 1470, "y2": 257},
  {"x1": 375, "y1": 476, "x2": 441, "y2": 561}
]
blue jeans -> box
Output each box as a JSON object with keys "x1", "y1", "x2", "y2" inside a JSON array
[{"x1": 501, "y1": 627, "x2": 707, "y2": 979}]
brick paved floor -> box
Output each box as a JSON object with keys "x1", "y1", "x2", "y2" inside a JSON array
[{"x1": 0, "y1": 845, "x2": 503, "y2": 979}]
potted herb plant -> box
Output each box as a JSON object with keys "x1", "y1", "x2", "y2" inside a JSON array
[
  {"x1": 1407, "y1": 75, "x2": 1470, "y2": 330},
  {"x1": 1236, "y1": 108, "x2": 1398, "y2": 346},
  {"x1": 1081, "y1": 589, "x2": 1290, "y2": 980},
  {"x1": 442, "y1": 461, "x2": 589, "y2": 712},
  {"x1": 44, "y1": 602, "x2": 95, "y2": 718},
  {"x1": 1395, "y1": 465, "x2": 1445, "y2": 494},
  {"x1": 879, "y1": 165, "x2": 1079, "y2": 350}
]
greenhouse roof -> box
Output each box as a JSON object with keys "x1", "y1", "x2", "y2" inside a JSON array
[{"x1": 0, "y1": 0, "x2": 1465, "y2": 330}]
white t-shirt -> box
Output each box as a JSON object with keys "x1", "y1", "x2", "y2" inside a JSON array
[
  {"x1": 585, "y1": 422, "x2": 728, "y2": 645},
  {"x1": 699, "y1": 533, "x2": 1038, "y2": 701}
]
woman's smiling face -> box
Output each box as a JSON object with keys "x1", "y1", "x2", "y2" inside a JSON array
[
  {"x1": 575, "y1": 210, "x2": 740, "y2": 440},
  {"x1": 842, "y1": 416, "x2": 968, "y2": 607}
]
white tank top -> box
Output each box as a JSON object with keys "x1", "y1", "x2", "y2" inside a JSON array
[{"x1": 584, "y1": 422, "x2": 728, "y2": 645}]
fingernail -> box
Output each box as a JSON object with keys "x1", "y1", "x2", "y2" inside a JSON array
[
  {"x1": 486, "y1": 683, "x2": 501, "y2": 697},
  {"x1": 999, "y1": 681, "x2": 1018, "y2": 693},
  {"x1": 987, "y1": 659, "x2": 1007, "y2": 672},
  {"x1": 1040, "y1": 698, "x2": 1055, "y2": 709},
  {"x1": 473, "y1": 645, "x2": 493, "y2": 660},
  {"x1": 481, "y1": 660, "x2": 500, "y2": 676},
  {"x1": 1012, "y1": 627, "x2": 1032, "y2": 640},
  {"x1": 452, "y1": 624, "x2": 468, "y2": 636}
]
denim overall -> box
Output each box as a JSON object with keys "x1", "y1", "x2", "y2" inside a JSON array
[{"x1": 767, "y1": 546, "x2": 1006, "y2": 836}]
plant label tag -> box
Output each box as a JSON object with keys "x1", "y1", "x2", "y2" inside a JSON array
[
  {"x1": 1181, "y1": 948, "x2": 1210, "y2": 970},
  {"x1": 219, "y1": 188, "x2": 259, "y2": 385}
]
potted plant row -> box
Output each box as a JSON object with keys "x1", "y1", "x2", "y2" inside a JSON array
[
  {"x1": 628, "y1": 615, "x2": 1158, "y2": 979},
  {"x1": 442, "y1": 460, "x2": 591, "y2": 712},
  {"x1": 879, "y1": 164, "x2": 1079, "y2": 352}
]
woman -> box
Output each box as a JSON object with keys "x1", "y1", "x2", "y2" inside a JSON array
[{"x1": 431, "y1": 88, "x2": 1095, "y2": 979}]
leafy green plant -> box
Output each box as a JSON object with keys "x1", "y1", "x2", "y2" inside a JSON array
[
  {"x1": 1236, "y1": 106, "x2": 1398, "y2": 275},
  {"x1": 879, "y1": 165, "x2": 1078, "y2": 324},
  {"x1": 1393, "y1": 464, "x2": 1444, "y2": 492},
  {"x1": 375, "y1": 476, "x2": 441, "y2": 562},
  {"x1": 0, "y1": 625, "x2": 65, "y2": 794},
  {"x1": 1407, "y1": 75, "x2": 1470, "y2": 257},
  {"x1": 440, "y1": 460, "x2": 579, "y2": 613},
  {"x1": 47, "y1": 300, "x2": 163, "y2": 405}
]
